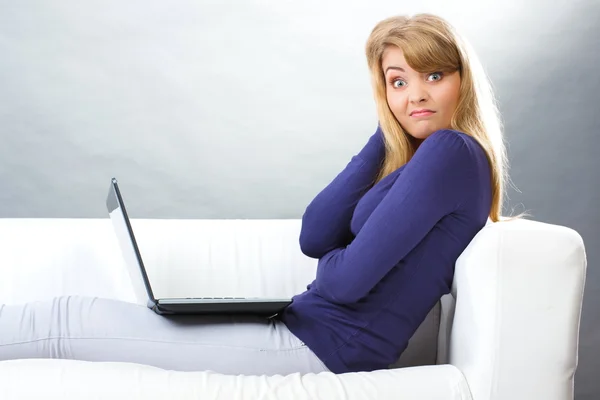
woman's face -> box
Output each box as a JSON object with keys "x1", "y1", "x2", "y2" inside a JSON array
[{"x1": 382, "y1": 46, "x2": 461, "y2": 141}]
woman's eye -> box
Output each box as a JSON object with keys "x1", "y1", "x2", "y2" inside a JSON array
[
  {"x1": 391, "y1": 79, "x2": 406, "y2": 88},
  {"x1": 427, "y1": 72, "x2": 444, "y2": 81}
]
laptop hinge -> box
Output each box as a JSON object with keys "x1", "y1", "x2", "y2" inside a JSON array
[{"x1": 147, "y1": 298, "x2": 158, "y2": 309}]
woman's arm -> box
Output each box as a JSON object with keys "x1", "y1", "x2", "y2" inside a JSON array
[
  {"x1": 299, "y1": 126, "x2": 386, "y2": 259},
  {"x1": 314, "y1": 130, "x2": 481, "y2": 304}
]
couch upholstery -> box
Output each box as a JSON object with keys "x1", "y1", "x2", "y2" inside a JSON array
[{"x1": 0, "y1": 218, "x2": 588, "y2": 399}]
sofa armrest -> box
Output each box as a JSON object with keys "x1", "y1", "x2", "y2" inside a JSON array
[{"x1": 449, "y1": 219, "x2": 587, "y2": 400}]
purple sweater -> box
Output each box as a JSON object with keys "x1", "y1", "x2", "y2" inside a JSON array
[{"x1": 279, "y1": 127, "x2": 492, "y2": 373}]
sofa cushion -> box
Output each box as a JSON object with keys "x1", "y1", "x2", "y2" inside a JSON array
[{"x1": 0, "y1": 358, "x2": 472, "y2": 400}]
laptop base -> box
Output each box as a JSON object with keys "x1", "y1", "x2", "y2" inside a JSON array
[{"x1": 151, "y1": 299, "x2": 291, "y2": 316}]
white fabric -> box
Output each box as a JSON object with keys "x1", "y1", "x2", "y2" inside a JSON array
[
  {"x1": 449, "y1": 219, "x2": 587, "y2": 400},
  {"x1": 0, "y1": 217, "x2": 587, "y2": 400},
  {"x1": 0, "y1": 218, "x2": 317, "y2": 305},
  {"x1": 0, "y1": 359, "x2": 470, "y2": 400}
]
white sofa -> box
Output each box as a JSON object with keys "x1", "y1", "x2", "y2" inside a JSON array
[{"x1": 0, "y1": 217, "x2": 588, "y2": 400}]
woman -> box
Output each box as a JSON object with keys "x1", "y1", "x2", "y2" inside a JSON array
[{"x1": 0, "y1": 13, "x2": 524, "y2": 375}]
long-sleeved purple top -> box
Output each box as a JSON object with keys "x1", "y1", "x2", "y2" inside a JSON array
[{"x1": 278, "y1": 127, "x2": 492, "y2": 374}]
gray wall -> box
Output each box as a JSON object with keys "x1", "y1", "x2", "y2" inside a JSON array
[{"x1": 1, "y1": 0, "x2": 598, "y2": 398}]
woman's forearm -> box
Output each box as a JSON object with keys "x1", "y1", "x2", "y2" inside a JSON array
[{"x1": 299, "y1": 127, "x2": 385, "y2": 258}]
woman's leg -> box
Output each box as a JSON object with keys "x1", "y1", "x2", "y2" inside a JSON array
[{"x1": 0, "y1": 295, "x2": 329, "y2": 375}]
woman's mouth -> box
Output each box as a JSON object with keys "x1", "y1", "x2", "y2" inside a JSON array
[{"x1": 410, "y1": 110, "x2": 436, "y2": 118}]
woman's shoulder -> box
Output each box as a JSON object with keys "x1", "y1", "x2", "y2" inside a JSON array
[
  {"x1": 418, "y1": 129, "x2": 487, "y2": 163},
  {"x1": 422, "y1": 129, "x2": 476, "y2": 146}
]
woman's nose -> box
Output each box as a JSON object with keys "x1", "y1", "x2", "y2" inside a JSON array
[{"x1": 408, "y1": 83, "x2": 429, "y2": 104}]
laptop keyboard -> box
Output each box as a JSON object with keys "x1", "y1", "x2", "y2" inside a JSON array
[{"x1": 188, "y1": 297, "x2": 247, "y2": 300}]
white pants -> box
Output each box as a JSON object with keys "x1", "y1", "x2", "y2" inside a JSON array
[{"x1": 0, "y1": 296, "x2": 329, "y2": 375}]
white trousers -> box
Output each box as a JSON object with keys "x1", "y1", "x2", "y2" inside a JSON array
[{"x1": 0, "y1": 295, "x2": 329, "y2": 375}]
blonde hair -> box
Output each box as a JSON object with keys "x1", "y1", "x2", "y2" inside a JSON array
[{"x1": 365, "y1": 13, "x2": 528, "y2": 222}]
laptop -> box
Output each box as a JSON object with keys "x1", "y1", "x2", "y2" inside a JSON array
[{"x1": 105, "y1": 177, "x2": 292, "y2": 316}]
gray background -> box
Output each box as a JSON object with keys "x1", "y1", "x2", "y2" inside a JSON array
[{"x1": 0, "y1": 0, "x2": 598, "y2": 398}]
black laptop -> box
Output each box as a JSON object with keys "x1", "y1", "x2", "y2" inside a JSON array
[{"x1": 106, "y1": 177, "x2": 292, "y2": 316}]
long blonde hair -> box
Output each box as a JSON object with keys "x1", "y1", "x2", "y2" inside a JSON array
[{"x1": 365, "y1": 13, "x2": 528, "y2": 222}]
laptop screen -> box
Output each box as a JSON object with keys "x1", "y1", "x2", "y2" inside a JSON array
[{"x1": 106, "y1": 178, "x2": 155, "y2": 305}]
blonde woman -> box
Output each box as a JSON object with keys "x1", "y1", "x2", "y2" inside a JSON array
[{"x1": 0, "y1": 13, "x2": 523, "y2": 375}]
